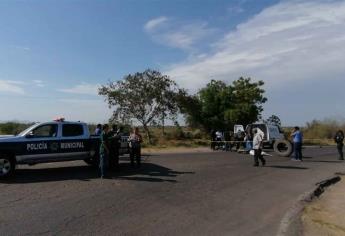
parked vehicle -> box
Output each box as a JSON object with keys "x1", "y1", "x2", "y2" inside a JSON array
[
  {"x1": 235, "y1": 123, "x2": 284, "y2": 146},
  {"x1": 234, "y1": 123, "x2": 292, "y2": 156},
  {"x1": 0, "y1": 119, "x2": 129, "y2": 178}
]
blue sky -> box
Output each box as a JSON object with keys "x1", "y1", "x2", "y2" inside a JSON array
[{"x1": 0, "y1": 0, "x2": 344, "y2": 126}]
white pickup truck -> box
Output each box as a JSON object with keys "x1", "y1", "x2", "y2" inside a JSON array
[
  {"x1": 0, "y1": 119, "x2": 129, "y2": 178},
  {"x1": 234, "y1": 123, "x2": 285, "y2": 147},
  {"x1": 234, "y1": 123, "x2": 292, "y2": 156}
]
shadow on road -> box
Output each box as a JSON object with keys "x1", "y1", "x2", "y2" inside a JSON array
[
  {"x1": 1, "y1": 162, "x2": 194, "y2": 184},
  {"x1": 303, "y1": 160, "x2": 344, "y2": 163},
  {"x1": 267, "y1": 165, "x2": 309, "y2": 170}
]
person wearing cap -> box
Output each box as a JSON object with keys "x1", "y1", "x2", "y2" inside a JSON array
[{"x1": 252, "y1": 128, "x2": 266, "y2": 167}]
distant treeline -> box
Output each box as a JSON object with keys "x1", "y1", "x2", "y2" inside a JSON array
[
  {"x1": 302, "y1": 118, "x2": 345, "y2": 140},
  {"x1": 0, "y1": 122, "x2": 34, "y2": 135}
]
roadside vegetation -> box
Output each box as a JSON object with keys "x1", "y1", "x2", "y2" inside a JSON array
[
  {"x1": 0, "y1": 69, "x2": 342, "y2": 148},
  {"x1": 1, "y1": 118, "x2": 343, "y2": 148}
]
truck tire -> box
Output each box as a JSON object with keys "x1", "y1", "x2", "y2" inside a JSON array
[
  {"x1": 273, "y1": 140, "x2": 293, "y2": 157},
  {"x1": 0, "y1": 155, "x2": 16, "y2": 178},
  {"x1": 84, "y1": 148, "x2": 99, "y2": 167}
]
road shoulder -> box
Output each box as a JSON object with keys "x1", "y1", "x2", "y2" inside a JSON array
[{"x1": 302, "y1": 177, "x2": 345, "y2": 236}]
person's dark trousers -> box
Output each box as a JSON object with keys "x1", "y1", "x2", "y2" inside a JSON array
[
  {"x1": 216, "y1": 138, "x2": 221, "y2": 149},
  {"x1": 337, "y1": 143, "x2": 344, "y2": 160},
  {"x1": 109, "y1": 148, "x2": 114, "y2": 170},
  {"x1": 236, "y1": 142, "x2": 240, "y2": 151},
  {"x1": 110, "y1": 148, "x2": 119, "y2": 169},
  {"x1": 254, "y1": 149, "x2": 266, "y2": 166},
  {"x1": 211, "y1": 140, "x2": 215, "y2": 150},
  {"x1": 293, "y1": 142, "x2": 303, "y2": 160},
  {"x1": 99, "y1": 152, "x2": 108, "y2": 178},
  {"x1": 114, "y1": 150, "x2": 120, "y2": 168},
  {"x1": 228, "y1": 142, "x2": 233, "y2": 152},
  {"x1": 130, "y1": 147, "x2": 141, "y2": 167},
  {"x1": 129, "y1": 149, "x2": 135, "y2": 167}
]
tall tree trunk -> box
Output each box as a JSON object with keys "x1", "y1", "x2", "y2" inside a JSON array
[
  {"x1": 143, "y1": 124, "x2": 152, "y2": 144},
  {"x1": 162, "y1": 113, "x2": 165, "y2": 136}
]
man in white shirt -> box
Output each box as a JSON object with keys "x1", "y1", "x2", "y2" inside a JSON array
[{"x1": 253, "y1": 128, "x2": 266, "y2": 167}]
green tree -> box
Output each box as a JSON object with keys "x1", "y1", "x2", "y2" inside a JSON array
[
  {"x1": 179, "y1": 77, "x2": 267, "y2": 131},
  {"x1": 99, "y1": 69, "x2": 180, "y2": 143},
  {"x1": 0, "y1": 122, "x2": 33, "y2": 135},
  {"x1": 265, "y1": 115, "x2": 282, "y2": 127},
  {"x1": 224, "y1": 78, "x2": 267, "y2": 126}
]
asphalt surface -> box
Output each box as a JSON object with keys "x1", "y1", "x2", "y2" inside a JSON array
[{"x1": 1, "y1": 147, "x2": 344, "y2": 236}]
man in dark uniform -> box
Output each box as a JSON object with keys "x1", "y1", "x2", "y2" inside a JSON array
[
  {"x1": 334, "y1": 130, "x2": 344, "y2": 160},
  {"x1": 109, "y1": 124, "x2": 121, "y2": 170},
  {"x1": 99, "y1": 124, "x2": 110, "y2": 178}
]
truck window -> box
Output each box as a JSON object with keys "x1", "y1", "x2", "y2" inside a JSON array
[
  {"x1": 62, "y1": 124, "x2": 84, "y2": 137},
  {"x1": 32, "y1": 124, "x2": 58, "y2": 138}
]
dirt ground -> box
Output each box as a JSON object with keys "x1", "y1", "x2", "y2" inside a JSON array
[{"x1": 302, "y1": 178, "x2": 345, "y2": 236}]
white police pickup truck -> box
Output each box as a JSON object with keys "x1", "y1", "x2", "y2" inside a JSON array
[{"x1": 0, "y1": 119, "x2": 129, "y2": 178}]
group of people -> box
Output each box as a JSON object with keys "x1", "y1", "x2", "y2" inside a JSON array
[
  {"x1": 213, "y1": 126, "x2": 303, "y2": 166},
  {"x1": 210, "y1": 130, "x2": 246, "y2": 151},
  {"x1": 211, "y1": 126, "x2": 345, "y2": 166},
  {"x1": 210, "y1": 126, "x2": 306, "y2": 166},
  {"x1": 95, "y1": 124, "x2": 143, "y2": 179},
  {"x1": 94, "y1": 123, "x2": 345, "y2": 177}
]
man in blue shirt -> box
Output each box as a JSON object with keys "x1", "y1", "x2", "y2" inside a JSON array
[{"x1": 291, "y1": 126, "x2": 303, "y2": 161}]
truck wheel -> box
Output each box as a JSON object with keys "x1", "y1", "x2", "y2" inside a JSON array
[
  {"x1": 84, "y1": 149, "x2": 99, "y2": 167},
  {"x1": 273, "y1": 140, "x2": 293, "y2": 157},
  {"x1": 0, "y1": 155, "x2": 15, "y2": 178}
]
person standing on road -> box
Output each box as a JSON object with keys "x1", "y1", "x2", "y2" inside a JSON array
[
  {"x1": 210, "y1": 130, "x2": 216, "y2": 150},
  {"x1": 291, "y1": 126, "x2": 303, "y2": 161},
  {"x1": 244, "y1": 128, "x2": 253, "y2": 152},
  {"x1": 99, "y1": 124, "x2": 110, "y2": 178},
  {"x1": 109, "y1": 124, "x2": 120, "y2": 170},
  {"x1": 128, "y1": 127, "x2": 143, "y2": 167},
  {"x1": 215, "y1": 130, "x2": 223, "y2": 150},
  {"x1": 253, "y1": 128, "x2": 266, "y2": 167},
  {"x1": 334, "y1": 130, "x2": 344, "y2": 160}
]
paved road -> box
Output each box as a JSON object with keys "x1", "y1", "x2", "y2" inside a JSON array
[{"x1": 1, "y1": 147, "x2": 344, "y2": 236}]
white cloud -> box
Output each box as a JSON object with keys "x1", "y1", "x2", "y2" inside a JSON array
[
  {"x1": 11, "y1": 45, "x2": 31, "y2": 51},
  {"x1": 58, "y1": 98, "x2": 103, "y2": 104},
  {"x1": 144, "y1": 16, "x2": 169, "y2": 32},
  {"x1": 33, "y1": 80, "x2": 44, "y2": 87},
  {"x1": 144, "y1": 17, "x2": 217, "y2": 51},
  {"x1": 166, "y1": 0, "x2": 345, "y2": 92},
  {"x1": 227, "y1": 6, "x2": 244, "y2": 14},
  {"x1": 0, "y1": 80, "x2": 25, "y2": 94},
  {"x1": 58, "y1": 83, "x2": 100, "y2": 95},
  {"x1": 227, "y1": 0, "x2": 249, "y2": 14}
]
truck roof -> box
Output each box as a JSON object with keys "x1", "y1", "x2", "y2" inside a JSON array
[{"x1": 38, "y1": 120, "x2": 87, "y2": 125}]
